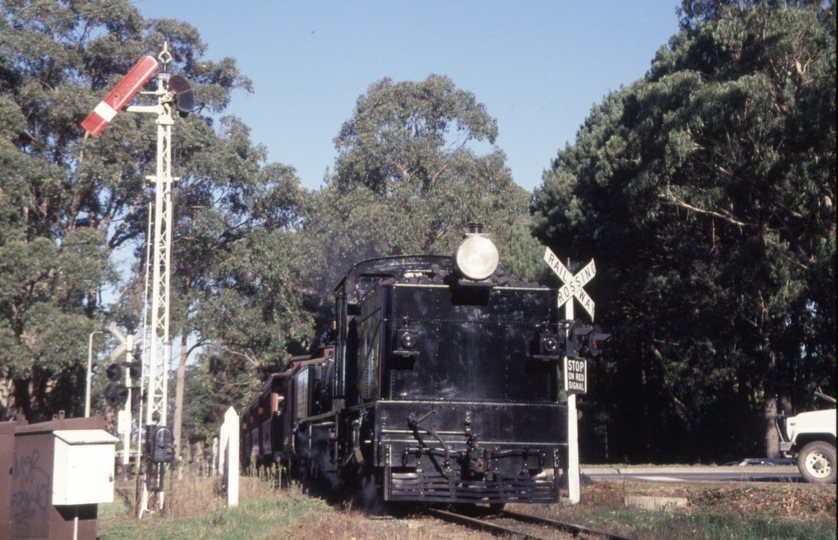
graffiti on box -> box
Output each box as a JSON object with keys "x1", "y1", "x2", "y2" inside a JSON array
[{"x1": 10, "y1": 448, "x2": 51, "y2": 535}]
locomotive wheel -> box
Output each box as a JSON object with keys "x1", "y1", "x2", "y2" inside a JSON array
[{"x1": 797, "y1": 441, "x2": 837, "y2": 484}]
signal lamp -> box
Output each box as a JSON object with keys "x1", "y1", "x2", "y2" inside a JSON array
[
  {"x1": 124, "y1": 361, "x2": 142, "y2": 379},
  {"x1": 168, "y1": 74, "x2": 194, "y2": 117},
  {"x1": 104, "y1": 383, "x2": 129, "y2": 407},
  {"x1": 566, "y1": 320, "x2": 593, "y2": 359},
  {"x1": 588, "y1": 325, "x2": 611, "y2": 357},
  {"x1": 105, "y1": 363, "x2": 122, "y2": 382},
  {"x1": 144, "y1": 424, "x2": 175, "y2": 463}
]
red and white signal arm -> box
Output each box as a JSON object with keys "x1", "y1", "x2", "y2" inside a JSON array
[{"x1": 81, "y1": 55, "x2": 158, "y2": 136}]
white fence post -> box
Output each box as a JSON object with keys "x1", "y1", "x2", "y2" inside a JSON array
[
  {"x1": 212, "y1": 436, "x2": 218, "y2": 477},
  {"x1": 220, "y1": 407, "x2": 239, "y2": 507}
]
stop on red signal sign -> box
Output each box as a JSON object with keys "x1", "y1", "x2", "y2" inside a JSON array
[{"x1": 564, "y1": 357, "x2": 587, "y2": 395}]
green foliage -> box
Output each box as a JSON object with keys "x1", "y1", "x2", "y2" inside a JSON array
[
  {"x1": 161, "y1": 119, "x2": 313, "y2": 423},
  {"x1": 302, "y1": 74, "x2": 537, "y2": 297},
  {"x1": 0, "y1": 0, "x2": 296, "y2": 424},
  {"x1": 334, "y1": 74, "x2": 498, "y2": 193},
  {"x1": 533, "y1": 1, "x2": 835, "y2": 462}
]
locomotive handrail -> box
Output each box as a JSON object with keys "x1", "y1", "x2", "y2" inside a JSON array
[
  {"x1": 381, "y1": 428, "x2": 470, "y2": 436},
  {"x1": 298, "y1": 411, "x2": 338, "y2": 423}
]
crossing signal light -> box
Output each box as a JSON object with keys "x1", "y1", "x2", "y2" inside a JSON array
[
  {"x1": 588, "y1": 325, "x2": 611, "y2": 357},
  {"x1": 130, "y1": 387, "x2": 143, "y2": 408},
  {"x1": 125, "y1": 361, "x2": 142, "y2": 379},
  {"x1": 565, "y1": 320, "x2": 611, "y2": 358},
  {"x1": 105, "y1": 363, "x2": 122, "y2": 382},
  {"x1": 566, "y1": 320, "x2": 591, "y2": 359},
  {"x1": 104, "y1": 383, "x2": 129, "y2": 407}
]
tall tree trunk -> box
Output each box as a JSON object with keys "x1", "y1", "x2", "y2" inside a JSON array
[
  {"x1": 764, "y1": 392, "x2": 780, "y2": 458},
  {"x1": 0, "y1": 377, "x2": 13, "y2": 421},
  {"x1": 14, "y1": 376, "x2": 32, "y2": 422},
  {"x1": 173, "y1": 334, "x2": 188, "y2": 464},
  {"x1": 641, "y1": 339, "x2": 652, "y2": 462},
  {"x1": 764, "y1": 347, "x2": 780, "y2": 458}
]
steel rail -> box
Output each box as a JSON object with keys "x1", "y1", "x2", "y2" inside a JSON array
[
  {"x1": 428, "y1": 507, "x2": 641, "y2": 540},
  {"x1": 503, "y1": 509, "x2": 639, "y2": 540},
  {"x1": 427, "y1": 508, "x2": 549, "y2": 540}
]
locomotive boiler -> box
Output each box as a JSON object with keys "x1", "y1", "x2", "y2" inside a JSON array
[{"x1": 242, "y1": 224, "x2": 569, "y2": 505}]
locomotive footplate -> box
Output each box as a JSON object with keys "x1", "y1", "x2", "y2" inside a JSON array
[{"x1": 371, "y1": 400, "x2": 567, "y2": 503}]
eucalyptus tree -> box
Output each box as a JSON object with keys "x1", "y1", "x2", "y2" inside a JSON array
[
  {"x1": 302, "y1": 74, "x2": 538, "y2": 304},
  {"x1": 0, "y1": 0, "x2": 309, "y2": 427},
  {"x1": 532, "y1": 0, "x2": 835, "y2": 461}
]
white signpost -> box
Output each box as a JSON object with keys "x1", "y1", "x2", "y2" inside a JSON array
[
  {"x1": 543, "y1": 247, "x2": 597, "y2": 504},
  {"x1": 108, "y1": 322, "x2": 140, "y2": 472}
]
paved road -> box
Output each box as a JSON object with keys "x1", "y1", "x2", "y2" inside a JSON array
[{"x1": 582, "y1": 466, "x2": 802, "y2": 484}]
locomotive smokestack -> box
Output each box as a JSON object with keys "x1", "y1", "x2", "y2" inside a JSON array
[{"x1": 467, "y1": 222, "x2": 483, "y2": 235}]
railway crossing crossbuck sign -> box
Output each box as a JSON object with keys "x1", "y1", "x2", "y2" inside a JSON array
[
  {"x1": 543, "y1": 248, "x2": 596, "y2": 320},
  {"x1": 542, "y1": 246, "x2": 602, "y2": 505}
]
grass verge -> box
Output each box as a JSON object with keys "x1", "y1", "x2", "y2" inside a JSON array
[
  {"x1": 99, "y1": 475, "x2": 837, "y2": 540},
  {"x1": 99, "y1": 476, "x2": 355, "y2": 540},
  {"x1": 519, "y1": 480, "x2": 836, "y2": 540}
]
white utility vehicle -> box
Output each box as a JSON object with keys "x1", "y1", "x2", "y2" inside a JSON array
[{"x1": 775, "y1": 395, "x2": 836, "y2": 484}]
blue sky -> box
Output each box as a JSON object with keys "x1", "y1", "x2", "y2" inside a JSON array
[{"x1": 135, "y1": 1, "x2": 683, "y2": 192}]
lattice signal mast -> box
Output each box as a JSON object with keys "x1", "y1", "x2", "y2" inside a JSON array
[
  {"x1": 127, "y1": 48, "x2": 175, "y2": 432},
  {"x1": 81, "y1": 42, "x2": 193, "y2": 517}
]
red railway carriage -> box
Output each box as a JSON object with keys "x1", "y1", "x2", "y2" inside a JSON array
[{"x1": 242, "y1": 350, "x2": 334, "y2": 468}]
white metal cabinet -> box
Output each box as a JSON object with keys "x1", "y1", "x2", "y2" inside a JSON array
[{"x1": 52, "y1": 429, "x2": 119, "y2": 505}]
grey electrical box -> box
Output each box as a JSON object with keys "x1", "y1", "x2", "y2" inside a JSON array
[{"x1": 52, "y1": 429, "x2": 119, "y2": 506}]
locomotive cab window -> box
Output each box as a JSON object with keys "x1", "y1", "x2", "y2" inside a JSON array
[{"x1": 358, "y1": 288, "x2": 384, "y2": 401}]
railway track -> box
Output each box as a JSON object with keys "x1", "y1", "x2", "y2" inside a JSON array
[{"x1": 428, "y1": 507, "x2": 639, "y2": 540}]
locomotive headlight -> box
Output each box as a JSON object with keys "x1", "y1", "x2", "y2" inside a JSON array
[
  {"x1": 394, "y1": 327, "x2": 420, "y2": 358},
  {"x1": 455, "y1": 236, "x2": 499, "y2": 281},
  {"x1": 531, "y1": 330, "x2": 563, "y2": 359},
  {"x1": 400, "y1": 329, "x2": 417, "y2": 349}
]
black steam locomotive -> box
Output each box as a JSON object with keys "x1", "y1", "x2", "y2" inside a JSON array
[{"x1": 242, "y1": 225, "x2": 571, "y2": 505}]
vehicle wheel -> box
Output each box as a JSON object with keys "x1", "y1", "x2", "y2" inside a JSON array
[{"x1": 797, "y1": 441, "x2": 837, "y2": 484}]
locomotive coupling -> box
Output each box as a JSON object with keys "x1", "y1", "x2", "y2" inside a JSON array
[{"x1": 464, "y1": 435, "x2": 490, "y2": 477}]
